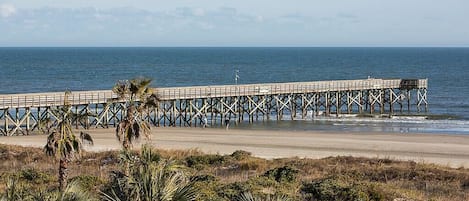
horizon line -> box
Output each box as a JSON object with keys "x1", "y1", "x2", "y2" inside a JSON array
[{"x1": 1, "y1": 46, "x2": 469, "y2": 48}]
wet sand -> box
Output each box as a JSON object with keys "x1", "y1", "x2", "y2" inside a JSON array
[{"x1": 2, "y1": 127, "x2": 469, "y2": 168}]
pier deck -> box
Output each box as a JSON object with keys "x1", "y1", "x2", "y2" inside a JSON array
[{"x1": 0, "y1": 78, "x2": 428, "y2": 136}]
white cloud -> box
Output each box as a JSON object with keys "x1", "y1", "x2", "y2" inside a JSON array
[
  {"x1": 193, "y1": 8, "x2": 205, "y2": 17},
  {"x1": 197, "y1": 22, "x2": 214, "y2": 30},
  {"x1": 1, "y1": 3, "x2": 468, "y2": 47},
  {"x1": 0, "y1": 3, "x2": 16, "y2": 18},
  {"x1": 256, "y1": 15, "x2": 264, "y2": 23}
]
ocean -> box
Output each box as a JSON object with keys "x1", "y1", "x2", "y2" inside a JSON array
[{"x1": 1, "y1": 47, "x2": 469, "y2": 134}]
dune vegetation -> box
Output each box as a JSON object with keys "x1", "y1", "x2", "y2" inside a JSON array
[{"x1": 0, "y1": 143, "x2": 468, "y2": 201}]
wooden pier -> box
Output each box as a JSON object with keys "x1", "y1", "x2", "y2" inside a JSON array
[{"x1": 0, "y1": 78, "x2": 428, "y2": 136}]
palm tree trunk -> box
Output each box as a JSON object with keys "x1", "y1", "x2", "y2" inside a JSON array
[
  {"x1": 59, "y1": 158, "x2": 68, "y2": 191},
  {"x1": 123, "y1": 147, "x2": 131, "y2": 176},
  {"x1": 123, "y1": 140, "x2": 130, "y2": 150}
]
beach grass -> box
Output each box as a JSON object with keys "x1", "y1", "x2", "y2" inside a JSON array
[{"x1": 0, "y1": 144, "x2": 468, "y2": 200}]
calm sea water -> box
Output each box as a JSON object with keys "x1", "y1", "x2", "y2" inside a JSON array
[{"x1": 1, "y1": 47, "x2": 469, "y2": 134}]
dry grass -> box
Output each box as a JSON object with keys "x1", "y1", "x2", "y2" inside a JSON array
[{"x1": 0, "y1": 144, "x2": 468, "y2": 200}]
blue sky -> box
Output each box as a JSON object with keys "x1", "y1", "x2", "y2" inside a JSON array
[{"x1": 0, "y1": 0, "x2": 468, "y2": 47}]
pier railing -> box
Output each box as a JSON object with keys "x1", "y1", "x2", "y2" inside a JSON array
[{"x1": 0, "y1": 78, "x2": 427, "y2": 109}]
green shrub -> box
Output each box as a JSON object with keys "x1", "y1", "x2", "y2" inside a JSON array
[
  {"x1": 18, "y1": 168, "x2": 54, "y2": 185},
  {"x1": 301, "y1": 177, "x2": 365, "y2": 201},
  {"x1": 248, "y1": 176, "x2": 279, "y2": 189},
  {"x1": 238, "y1": 160, "x2": 262, "y2": 171},
  {"x1": 186, "y1": 154, "x2": 226, "y2": 169},
  {"x1": 263, "y1": 166, "x2": 298, "y2": 183},
  {"x1": 462, "y1": 177, "x2": 469, "y2": 190},
  {"x1": 231, "y1": 150, "x2": 252, "y2": 160},
  {"x1": 216, "y1": 175, "x2": 298, "y2": 200},
  {"x1": 192, "y1": 178, "x2": 225, "y2": 201},
  {"x1": 218, "y1": 182, "x2": 253, "y2": 200},
  {"x1": 191, "y1": 174, "x2": 217, "y2": 182},
  {"x1": 301, "y1": 177, "x2": 390, "y2": 201},
  {"x1": 69, "y1": 175, "x2": 101, "y2": 192}
]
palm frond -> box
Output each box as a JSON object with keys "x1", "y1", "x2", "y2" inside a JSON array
[
  {"x1": 80, "y1": 131, "x2": 94, "y2": 145},
  {"x1": 112, "y1": 80, "x2": 130, "y2": 100},
  {"x1": 129, "y1": 77, "x2": 152, "y2": 99},
  {"x1": 236, "y1": 192, "x2": 257, "y2": 201},
  {"x1": 51, "y1": 180, "x2": 97, "y2": 201},
  {"x1": 131, "y1": 121, "x2": 141, "y2": 140},
  {"x1": 173, "y1": 182, "x2": 198, "y2": 201},
  {"x1": 140, "y1": 144, "x2": 160, "y2": 165},
  {"x1": 115, "y1": 119, "x2": 151, "y2": 150},
  {"x1": 1, "y1": 177, "x2": 25, "y2": 201},
  {"x1": 143, "y1": 93, "x2": 160, "y2": 109},
  {"x1": 44, "y1": 131, "x2": 59, "y2": 157},
  {"x1": 115, "y1": 123, "x2": 126, "y2": 149},
  {"x1": 100, "y1": 189, "x2": 124, "y2": 201},
  {"x1": 235, "y1": 192, "x2": 291, "y2": 201}
]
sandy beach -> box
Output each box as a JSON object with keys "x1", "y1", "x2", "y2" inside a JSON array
[{"x1": 2, "y1": 127, "x2": 469, "y2": 168}]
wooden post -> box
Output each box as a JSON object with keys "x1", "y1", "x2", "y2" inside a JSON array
[
  {"x1": 26, "y1": 108, "x2": 30, "y2": 135},
  {"x1": 220, "y1": 98, "x2": 224, "y2": 125},
  {"x1": 380, "y1": 90, "x2": 384, "y2": 114},
  {"x1": 407, "y1": 90, "x2": 411, "y2": 113},
  {"x1": 4, "y1": 110, "x2": 9, "y2": 135},
  {"x1": 211, "y1": 98, "x2": 215, "y2": 126},
  {"x1": 163, "y1": 101, "x2": 167, "y2": 127},
  {"x1": 365, "y1": 90, "x2": 369, "y2": 112},
  {"x1": 15, "y1": 108, "x2": 19, "y2": 135},
  {"x1": 315, "y1": 93, "x2": 319, "y2": 116},
  {"x1": 325, "y1": 92, "x2": 330, "y2": 116},
  {"x1": 203, "y1": 99, "x2": 208, "y2": 126},
  {"x1": 424, "y1": 89, "x2": 428, "y2": 112},
  {"x1": 335, "y1": 92, "x2": 339, "y2": 117},
  {"x1": 248, "y1": 96, "x2": 253, "y2": 123},
  {"x1": 291, "y1": 95, "x2": 296, "y2": 119},
  {"x1": 189, "y1": 100, "x2": 193, "y2": 127},
  {"x1": 347, "y1": 91, "x2": 351, "y2": 114},
  {"x1": 389, "y1": 89, "x2": 394, "y2": 114},
  {"x1": 358, "y1": 91, "x2": 363, "y2": 114}
]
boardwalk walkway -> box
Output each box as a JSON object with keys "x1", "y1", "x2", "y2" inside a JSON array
[{"x1": 0, "y1": 78, "x2": 428, "y2": 136}]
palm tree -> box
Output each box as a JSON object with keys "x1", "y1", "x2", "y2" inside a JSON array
[
  {"x1": 43, "y1": 91, "x2": 93, "y2": 191},
  {"x1": 112, "y1": 77, "x2": 159, "y2": 150},
  {"x1": 48, "y1": 180, "x2": 97, "y2": 201},
  {"x1": 1, "y1": 177, "x2": 96, "y2": 201},
  {"x1": 102, "y1": 145, "x2": 197, "y2": 201}
]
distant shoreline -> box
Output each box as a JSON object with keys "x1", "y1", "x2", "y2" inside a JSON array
[{"x1": 2, "y1": 46, "x2": 469, "y2": 48}]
